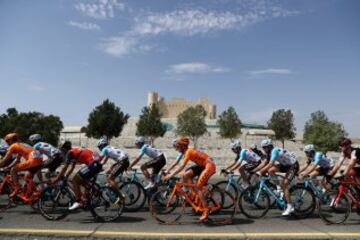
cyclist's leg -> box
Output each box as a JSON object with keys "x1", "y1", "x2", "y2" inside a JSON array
[
  {"x1": 281, "y1": 162, "x2": 299, "y2": 215},
  {"x1": 107, "y1": 158, "x2": 129, "y2": 197},
  {"x1": 195, "y1": 163, "x2": 216, "y2": 221}
]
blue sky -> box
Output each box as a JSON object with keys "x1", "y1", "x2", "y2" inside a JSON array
[{"x1": 0, "y1": 0, "x2": 359, "y2": 136}]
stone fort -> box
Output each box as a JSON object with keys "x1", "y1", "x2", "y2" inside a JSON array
[{"x1": 147, "y1": 91, "x2": 217, "y2": 119}]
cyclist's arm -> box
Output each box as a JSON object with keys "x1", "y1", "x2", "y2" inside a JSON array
[
  {"x1": 298, "y1": 162, "x2": 311, "y2": 174},
  {"x1": 65, "y1": 162, "x2": 76, "y2": 178},
  {"x1": 328, "y1": 153, "x2": 345, "y2": 176},
  {"x1": 301, "y1": 164, "x2": 318, "y2": 177},
  {"x1": 252, "y1": 159, "x2": 269, "y2": 172},
  {"x1": 228, "y1": 161, "x2": 240, "y2": 172},
  {"x1": 167, "y1": 159, "x2": 180, "y2": 173},
  {"x1": 166, "y1": 161, "x2": 187, "y2": 179},
  {"x1": 129, "y1": 156, "x2": 142, "y2": 169}
]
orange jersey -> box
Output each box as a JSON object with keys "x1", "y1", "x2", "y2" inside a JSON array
[
  {"x1": 183, "y1": 148, "x2": 211, "y2": 167},
  {"x1": 5, "y1": 142, "x2": 33, "y2": 161}
]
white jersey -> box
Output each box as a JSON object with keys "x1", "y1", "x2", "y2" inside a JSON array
[
  {"x1": 139, "y1": 144, "x2": 162, "y2": 159},
  {"x1": 34, "y1": 142, "x2": 61, "y2": 158},
  {"x1": 101, "y1": 146, "x2": 128, "y2": 162},
  {"x1": 238, "y1": 149, "x2": 261, "y2": 164},
  {"x1": 270, "y1": 147, "x2": 297, "y2": 166}
]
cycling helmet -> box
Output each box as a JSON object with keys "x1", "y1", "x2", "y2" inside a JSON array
[
  {"x1": 261, "y1": 139, "x2": 273, "y2": 148},
  {"x1": 176, "y1": 137, "x2": 190, "y2": 147},
  {"x1": 97, "y1": 136, "x2": 109, "y2": 149},
  {"x1": 4, "y1": 133, "x2": 17, "y2": 143},
  {"x1": 339, "y1": 138, "x2": 352, "y2": 147},
  {"x1": 304, "y1": 144, "x2": 315, "y2": 153},
  {"x1": 29, "y1": 134, "x2": 42, "y2": 144},
  {"x1": 230, "y1": 139, "x2": 241, "y2": 149},
  {"x1": 172, "y1": 139, "x2": 178, "y2": 147},
  {"x1": 135, "y1": 136, "x2": 145, "y2": 146},
  {"x1": 61, "y1": 141, "x2": 72, "y2": 151}
]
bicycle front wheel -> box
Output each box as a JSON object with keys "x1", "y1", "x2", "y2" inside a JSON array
[
  {"x1": 290, "y1": 185, "x2": 316, "y2": 218},
  {"x1": 38, "y1": 185, "x2": 74, "y2": 221},
  {"x1": 318, "y1": 190, "x2": 351, "y2": 224},
  {"x1": 214, "y1": 181, "x2": 238, "y2": 209},
  {"x1": 149, "y1": 188, "x2": 185, "y2": 224},
  {"x1": 239, "y1": 186, "x2": 270, "y2": 219},
  {"x1": 206, "y1": 187, "x2": 236, "y2": 225},
  {"x1": 90, "y1": 186, "x2": 124, "y2": 222}
]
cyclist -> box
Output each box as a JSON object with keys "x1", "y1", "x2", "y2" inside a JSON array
[
  {"x1": 250, "y1": 144, "x2": 265, "y2": 160},
  {"x1": 53, "y1": 141, "x2": 103, "y2": 210},
  {"x1": 226, "y1": 139, "x2": 261, "y2": 188},
  {"x1": 0, "y1": 138, "x2": 8, "y2": 157},
  {"x1": 299, "y1": 144, "x2": 334, "y2": 190},
  {"x1": 129, "y1": 136, "x2": 166, "y2": 189},
  {"x1": 329, "y1": 138, "x2": 360, "y2": 184},
  {"x1": 97, "y1": 136, "x2": 128, "y2": 202},
  {"x1": 28, "y1": 134, "x2": 64, "y2": 180},
  {"x1": 163, "y1": 137, "x2": 216, "y2": 221},
  {"x1": 2, "y1": 133, "x2": 42, "y2": 199},
  {"x1": 258, "y1": 139, "x2": 299, "y2": 216}
]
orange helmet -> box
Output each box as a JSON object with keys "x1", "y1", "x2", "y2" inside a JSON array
[
  {"x1": 4, "y1": 133, "x2": 18, "y2": 143},
  {"x1": 176, "y1": 137, "x2": 190, "y2": 147}
]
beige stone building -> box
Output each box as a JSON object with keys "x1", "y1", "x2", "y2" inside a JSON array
[{"x1": 147, "y1": 91, "x2": 216, "y2": 119}]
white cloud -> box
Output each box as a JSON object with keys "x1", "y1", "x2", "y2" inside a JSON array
[
  {"x1": 75, "y1": 0, "x2": 125, "y2": 20},
  {"x1": 29, "y1": 84, "x2": 46, "y2": 92},
  {"x1": 249, "y1": 68, "x2": 292, "y2": 75},
  {"x1": 166, "y1": 62, "x2": 230, "y2": 74},
  {"x1": 99, "y1": 1, "x2": 300, "y2": 57},
  {"x1": 68, "y1": 21, "x2": 100, "y2": 30}
]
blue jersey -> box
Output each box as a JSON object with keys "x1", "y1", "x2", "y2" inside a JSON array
[{"x1": 314, "y1": 152, "x2": 334, "y2": 169}]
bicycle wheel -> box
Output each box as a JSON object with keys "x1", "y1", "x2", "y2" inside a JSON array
[
  {"x1": 119, "y1": 181, "x2": 146, "y2": 212},
  {"x1": 206, "y1": 187, "x2": 235, "y2": 225},
  {"x1": 318, "y1": 190, "x2": 351, "y2": 224},
  {"x1": 214, "y1": 181, "x2": 238, "y2": 209},
  {"x1": 290, "y1": 185, "x2": 316, "y2": 218},
  {"x1": 90, "y1": 186, "x2": 124, "y2": 222},
  {"x1": 149, "y1": 188, "x2": 185, "y2": 224},
  {"x1": 38, "y1": 185, "x2": 75, "y2": 220},
  {"x1": 239, "y1": 186, "x2": 270, "y2": 219}
]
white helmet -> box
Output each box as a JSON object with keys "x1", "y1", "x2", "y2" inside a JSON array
[
  {"x1": 261, "y1": 139, "x2": 273, "y2": 148},
  {"x1": 97, "y1": 136, "x2": 109, "y2": 148},
  {"x1": 230, "y1": 139, "x2": 241, "y2": 149},
  {"x1": 135, "y1": 136, "x2": 145, "y2": 145},
  {"x1": 304, "y1": 144, "x2": 315, "y2": 153},
  {"x1": 29, "y1": 134, "x2": 41, "y2": 144}
]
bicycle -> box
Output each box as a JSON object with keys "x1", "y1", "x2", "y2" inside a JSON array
[
  {"x1": 150, "y1": 180, "x2": 235, "y2": 225},
  {"x1": 239, "y1": 175, "x2": 315, "y2": 219},
  {"x1": 318, "y1": 176, "x2": 360, "y2": 224},
  {"x1": 0, "y1": 169, "x2": 42, "y2": 211},
  {"x1": 119, "y1": 169, "x2": 179, "y2": 212}
]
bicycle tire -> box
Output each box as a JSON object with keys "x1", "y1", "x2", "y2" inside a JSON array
[
  {"x1": 119, "y1": 181, "x2": 146, "y2": 212},
  {"x1": 239, "y1": 186, "x2": 270, "y2": 219},
  {"x1": 214, "y1": 181, "x2": 238, "y2": 209},
  {"x1": 206, "y1": 187, "x2": 236, "y2": 225},
  {"x1": 290, "y1": 185, "x2": 316, "y2": 218},
  {"x1": 318, "y1": 190, "x2": 351, "y2": 224}
]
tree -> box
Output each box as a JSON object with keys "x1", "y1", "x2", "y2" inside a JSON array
[
  {"x1": 176, "y1": 105, "x2": 207, "y2": 148},
  {"x1": 267, "y1": 109, "x2": 296, "y2": 148},
  {"x1": 136, "y1": 104, "x2": 166, "y2": 145},
  {"x1": 84, "y1": 99, "x2": 130, "y2": 140},
  {"x1": 0, "y1": 108, "x2": 63, "y2": 146},
  {"x1": 303, "y1": 111, "x2": 347, "y2": 153},
  {"x1": 217, "y1": 106, "x2": 242, "y2": 140}
]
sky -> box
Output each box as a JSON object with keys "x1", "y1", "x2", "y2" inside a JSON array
[{"x1": 0, "y1": 0, "x2": 359, "y2": 136}]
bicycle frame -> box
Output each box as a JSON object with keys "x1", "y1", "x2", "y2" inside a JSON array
[
  {"x1": 167, "y1": 181, "x2": 221, "y2": 213},
  {"x1": 335, "y1": 180, "x2": 360, "y2": 208},
  {"x1": 255, "y1": 176, "x2": 286, "y2": 209},
  {"x1": 303, "y1": 177, "x2": 326, "y2": 200}
]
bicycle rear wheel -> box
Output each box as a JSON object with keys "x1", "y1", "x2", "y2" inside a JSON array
[
  {"x1": 239, "y1": 186, "x2": 270, "y2": 219},
  {"x1": 206, "y1": 187, "x2": 235, "y2": 225},
  {"x1": 38, "y1": 185, "x2": 75, "y2": 221},
  {"x1": 149, "y1": 188, "x2": 185, "y2": 224},
  {"x1": 318, "y1": 190, "x2": 351, "y2": 224},
  {"x1": 90, "y1": 186, "x2": 124, "y2": 222},
  {"x1": 119, "y1": 181, "x2": 146, "y2": 212}
]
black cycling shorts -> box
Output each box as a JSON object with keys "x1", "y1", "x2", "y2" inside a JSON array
[
  {"x1": 42, "y1": 154, "x2": 64, "y2": 173},
  {"x1": 109, "y1": 158, "x2": 129, "y2": 179},
  {"x1": 142, "y1": 154, "x2": 166, "y2": 175},
  {"x1": 77, "y1": 161, "x2": 103, "y2": 180},
  {"x1": 279, "y1": 162, "x2": 299, "y2": 181},
  {"x1": 186, "y1": 165, "x2": 205, "y2": 177}
]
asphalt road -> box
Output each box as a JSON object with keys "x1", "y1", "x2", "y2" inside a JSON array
[{"x1": 1, "y1": 203, "x2": 360, "y2": 240}]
